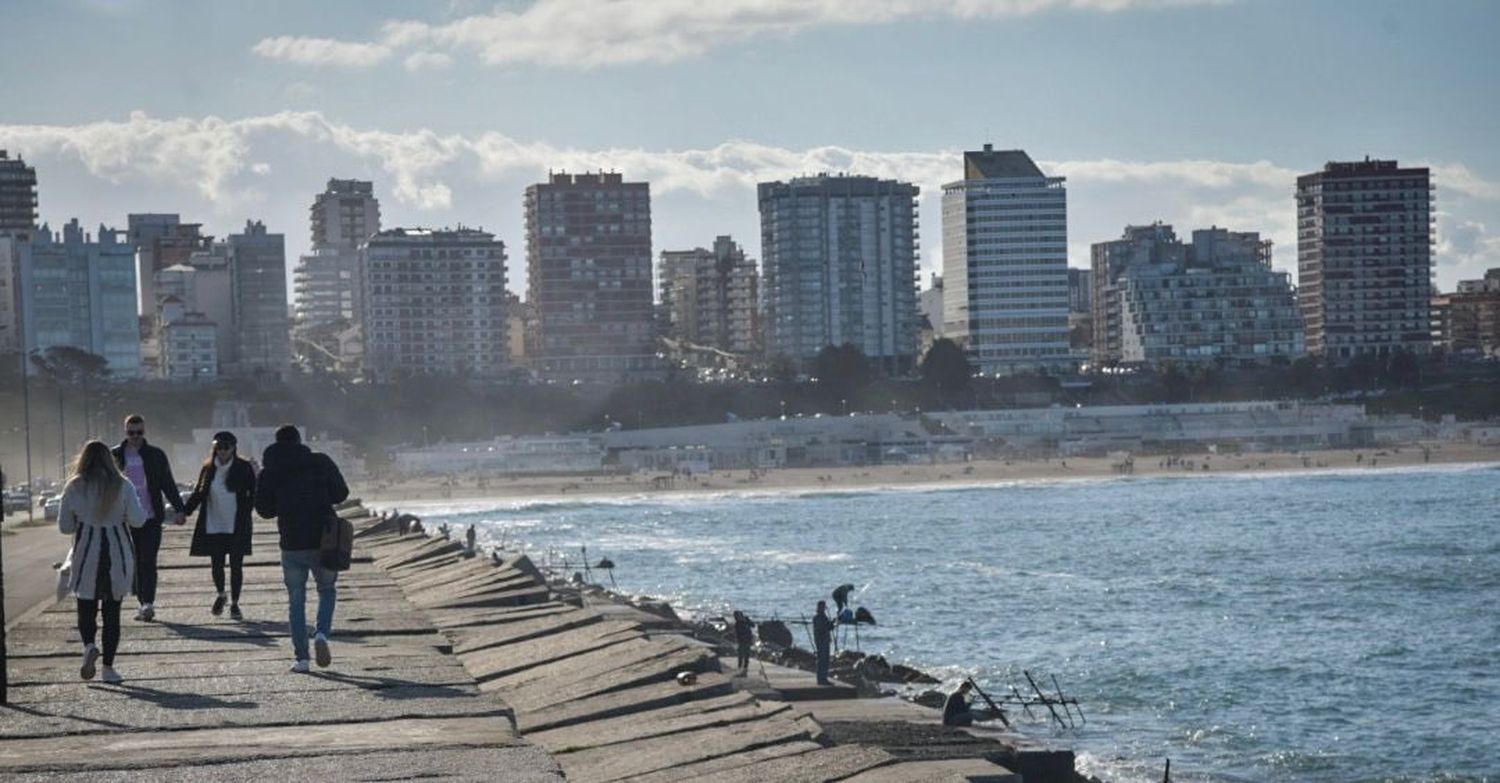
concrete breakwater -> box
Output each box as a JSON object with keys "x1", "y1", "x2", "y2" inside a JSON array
[{"x1": 365, "y1": 504, "x2": 1088, "y2": 783}]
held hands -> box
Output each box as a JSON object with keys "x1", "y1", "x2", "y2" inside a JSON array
[{"x1": 174, "y1": 511, "x2": 187, "y2": 526}]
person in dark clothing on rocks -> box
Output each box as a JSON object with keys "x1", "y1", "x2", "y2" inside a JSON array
[
  {"x1": 182, "y1": 432, "x2": 256, "y2": 620},
  {"x1": 943, "y1": 681, "x2": 977, "y2": 726},
  {"x1": 813, "y1": 601, "x2": 833, "y2": 685},
  {"x1": 111, "y1": 414, "x2": 185, "y2": 622},
  {"x1": 254, "y1": 424, "x2": 349, "y2": 674},
  {"x1": 732, "y1": 610, "x2": 754, "y2": 676}
]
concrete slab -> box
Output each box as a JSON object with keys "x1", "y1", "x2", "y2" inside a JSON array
[
  {"x1": 517, "y1": 673, "x2": 736, "y2": 733},
  {"x1": 449, "y1": 609, "x2": 599, "y2": 653},
  {"x1": 556, "y1": 714, "x2": 814, "y2": 783},
  {"x1": 530, "y1": 700, "x2": 788, "y2": 755},
  {"x1": 619, "y1": 740, "x2": 824, "y2": 783},
  {"x1": 0, "y1": 715, "x2": 524, "y2": 773},
  {"x1": 730, "y1": 657, "x2": 858, "y2": 701},
  {"x1": 686, "y1": 743, "x2": 897, "y2": 783},
  {"x1": 840, "y1": 758, "x2": 1021, "y2": 783},
  {"x1": 9, "y1": 746, "x2": 562, "y2": 782},
  {"x1": 460, "y1": 620, "x2": 643, "y2": 681}
]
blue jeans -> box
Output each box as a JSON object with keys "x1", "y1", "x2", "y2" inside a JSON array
[{"x1": 281, "y1": 549, "x2": 337, "y2": 661}]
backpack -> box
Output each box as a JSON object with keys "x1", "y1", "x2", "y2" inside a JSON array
[{"x1": 320, "y1": 512, "x2": 354, "y2": 571}]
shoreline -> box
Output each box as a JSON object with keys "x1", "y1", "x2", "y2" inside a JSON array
[{"x1": 361, "y1": 441, "x2": 1500, "y2": 508}]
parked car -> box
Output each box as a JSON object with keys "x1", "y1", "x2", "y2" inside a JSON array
[{"x1": 3, "y1": 490, "x2": 30, "y2": 513}]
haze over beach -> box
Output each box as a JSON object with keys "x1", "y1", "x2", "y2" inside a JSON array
[{"x1": 3, "y1": 2, "x2": 1500, "y2": 782}]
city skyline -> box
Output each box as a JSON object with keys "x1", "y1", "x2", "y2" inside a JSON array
[{"x1": 1, "y1": 0, "x2": 1497, "y2": 296}]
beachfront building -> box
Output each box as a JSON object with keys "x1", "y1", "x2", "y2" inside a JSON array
[
  {"x1": 1090, "y1": 224, "x2": 1303, "y2": 366},
  {"x1": 931, "y1": 401, "x2": 1380, "y2": 456},
  {"x1": 227, "y1": 220, "x2": 291, "y2": 376},
  {"x1": 1296, "y1": 158, "x2": 1433, "y2": 360},
  {"x1": 942, "y1": 145, "x2": 1075, "y2": 375},
  {"x1": 391, "y1": 436, "x2": 605, "y2": 476},
  {"x1": 15, "y1": 219, "x2": 142, "y2": 377},
  {"x1": 295, "y1": 179, "x2": 380, "y2": 328},
  {"x1": 759, "y1": 174, "x2": 920, "y2": 374},
  {"x1": 0, "y1": 149, "x2": 38, "y2": 234},
  {"x1": 1433, "y1": 268, "x2": 1500, "y2": 356},
  {"x1": 658, "y1": 235, "x2": 759, "y2": 355},
  {"x1": 525, "y1": 171, "x2": 658, "y2": 382},
  {"x1": 158, "y1": 297, "x2": 218, "y2": 382},
  {"x1": 128, "y1": 213, "x2": 209, "y2": 317},
  {"x1": 362, "y1": 227, "x2": 509, "y2": 379}
]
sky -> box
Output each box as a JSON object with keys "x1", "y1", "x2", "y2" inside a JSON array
[{"x1": 2, "y1": 0, "x2": 1498, "y2": 297}]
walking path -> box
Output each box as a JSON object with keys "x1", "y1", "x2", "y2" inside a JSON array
[{"x1": 0, "y1": 506, "x2": 561, "y2": 781}]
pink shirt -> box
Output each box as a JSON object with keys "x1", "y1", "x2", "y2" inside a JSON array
[{"x1": 123, "y1": 446, "x2": 152, "y2": 517}]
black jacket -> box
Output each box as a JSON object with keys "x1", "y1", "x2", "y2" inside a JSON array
[
  {"x1": 183, "y1": 456, "x2": 256, "y2": 557},
  {"x1": 111, "y1": 439, "x2": 185, "y2": 527},
  {"x1": 253, "y1": 441, "x2": 349, "y2": 551}
]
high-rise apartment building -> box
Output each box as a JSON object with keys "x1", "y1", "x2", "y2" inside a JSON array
[
  {"x1": 942, "y1": 146, "x2": 1074, "y2": 374},
  {"x1": 1432, "y1": 268, "x2": 1500, "y2": 356},
  {"x1": 295, "y1": 179, "x2": 380, "y2": 329},
  {"x1": 156, "y1": 243, "x2": 234, "y2": 376},
  {"x1": 228, "y1": 220, "x2": 290, "y2": 376},
  {"x1": 15, "y1": 219, "x2": 141, "y2": 377},
  {"x1": 128, "y1": 214, "x2": 209, "y2": 316},
  {"x1": 525, "y1": 172, "x2": 656, "y2": 380},
  {"x1": 1296, "y1": 158, "x2": 1433, "y2": 359},
  {"x1": 759, "y1": 174, "x2": 920, "y2": 373},
  {"x1": 362, "y1": 227, "x2": 508, "y2": 379},
  {"x1": 658, "y1": 235, "x2": 759, "y2": 355},
  {"x1": 1091, "y1": 224, "x2": 1303, "y2": 366},
  {"x1": 158, "y1": 297, "x2": 218, "y2": 382},
  {"x1": 0, "y1": 150, "x2": 38, "y2": 234}
]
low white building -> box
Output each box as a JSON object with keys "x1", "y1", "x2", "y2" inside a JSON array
[{"x1": 392, "y1": 436, "x2": 604, "y2": 476}]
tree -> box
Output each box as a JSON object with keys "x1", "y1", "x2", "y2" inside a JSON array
[
  {"x1": 814, "y1": 343, "x2": 871, "y2": 400},
  {"x1": 29, "y1": 346, "x2": 111, "y2": 472},
  {"x1": 919, "y1": 338, "x2": 972, "y2": 394}
]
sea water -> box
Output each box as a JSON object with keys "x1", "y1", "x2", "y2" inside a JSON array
[{"x1": 416, "y1": 464, "x2": 1500, "y2": 782}]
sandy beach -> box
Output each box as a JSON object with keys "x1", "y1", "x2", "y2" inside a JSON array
[{"x1": 359, "y1": 440, "x2": 1500, "y2": 507}]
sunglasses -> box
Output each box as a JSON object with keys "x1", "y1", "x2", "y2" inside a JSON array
[{"x1": 126, "y1": 430, "x2": 144, "y2": 437}]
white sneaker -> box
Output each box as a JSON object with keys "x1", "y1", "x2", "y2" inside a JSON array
[
  {"x1": 80, "y1": 644, "x2": 99, "y2": 680},
  {"x1": 314, "y1": 634, "x2": 331, "y2": 668},
  {"x1": 290, "y1": 659, "x2": 310, "y2": 673},
  {"x1": 136, "y1": 603, "x2": 155, "y2": 622},
  {"x1": 101, "y1": 666, "x2": 123, "y2": 684}
]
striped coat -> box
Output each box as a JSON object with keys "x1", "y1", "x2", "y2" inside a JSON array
[{"x1": 58, "y1": 478, "x2": 148, "y2": 601}]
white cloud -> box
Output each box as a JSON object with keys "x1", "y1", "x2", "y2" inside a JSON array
[
  {"x1": 251, "y1": 35, "x2": 391, "y2": 68},
  {"x1": 3, "y1": 110, "x2": 1495, "y2": 290},
  {"x1": 403, "y1": 51, "x2": 454, "y2": 72},
  {"x1": 254, "y1": 0, "x2": 1223, "y2": 70}
]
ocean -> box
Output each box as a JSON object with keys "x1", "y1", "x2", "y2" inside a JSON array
[{"x1": 412, "y1": 463, "x2": 1500, "y2": 782}]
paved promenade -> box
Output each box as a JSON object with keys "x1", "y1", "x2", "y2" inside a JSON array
[
  {"x1": 0, "y1": 506, "x2": 561, "y2": 781},
  {"x1": 3, "y1": 501, "x2": 1065, "y2": 781}
]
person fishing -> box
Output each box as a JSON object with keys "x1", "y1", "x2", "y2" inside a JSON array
[
  {"x1": 732, "y1": 610, "x2": 754, "y2": 676},
  {"x1": 813, "y1": 600, "x2": 833, "y2": 685}
]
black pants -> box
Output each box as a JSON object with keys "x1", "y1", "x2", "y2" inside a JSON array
[
  {"x1": 211, "y1": 553, "x2": 245, "y2": 602},
  {"x1": 737, "y1": 642, "x2": 751, "y2": 670},
  {"x1": 77, "y1": 544, "x2": 120, "y2": 665},
  {"x1": 131, "y1": 522, "x2": 162, "y2": 604}
]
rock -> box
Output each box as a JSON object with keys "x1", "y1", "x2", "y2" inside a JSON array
[
  {"x1": 913, "y1": 689, "x2": 947, "y2": 709},
  {"x1": 891, "y1": 663, "x2": 940, "y2": 684}
]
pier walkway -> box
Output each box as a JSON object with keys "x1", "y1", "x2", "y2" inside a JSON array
[{"x1": 0, "y1": 506, "x2": 560, "y2": 781}]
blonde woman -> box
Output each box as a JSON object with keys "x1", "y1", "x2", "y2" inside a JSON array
[{"x1": 59, "y1": 440, "x2": 147, "y2": 683}]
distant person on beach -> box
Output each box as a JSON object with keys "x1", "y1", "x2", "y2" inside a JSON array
[
  {"x1": 813, "y1": 601, "x2": 833, "y2": 685},
  {"x1": 943, "y1": 681, "x2": 976, "y2": 726},
  {"x1": 465, "y1": 524, "x2": 477, "y2": 556},
  {"x1": 255, "y1": 424, "x2": 349, "y2": 674},
  {"x1": 181, "y1": 432, "x2": 256, "y2": 621},
  {"x1": 60, "y1": 440, "x2": 148, "y2": 683},
  {"x1": 111, "y1": 414, "x2": 185, "y2": 623},
  {"x1": 832, "y1": 583, "x2": 855, "y2": 614},
  {"x1": 733, "y1": 610, "x2": 754, "y2": 675}
]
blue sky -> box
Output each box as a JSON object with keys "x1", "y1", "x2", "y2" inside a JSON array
[{"x1": 2, "y1": 0, "x2": 1497, "y2": 294}]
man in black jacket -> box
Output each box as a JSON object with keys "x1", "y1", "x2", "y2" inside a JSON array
[
  {"x1": 254, "y1": 424, "x2": 349, "y2": 673},
  {"x1": 112, "y1": 414, "x2": 185, "y2": 622}
]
